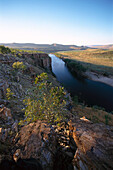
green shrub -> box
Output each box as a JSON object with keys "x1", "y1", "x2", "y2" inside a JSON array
[
  {"x1": 19, "y1": 73, "x2": 68, "y2": 125},
  {"x1": 12, "y1": 61, "x2": 26, "y2": 70},
  {"x1": 6, "y1": 88, "x2": 14, "y2": 100},
  {"x1": 65, "y1": 59, "x2": 86, "y2": 72},
  {"x1": 0, "y1": 45, "x2": 11, "y2": 54}
]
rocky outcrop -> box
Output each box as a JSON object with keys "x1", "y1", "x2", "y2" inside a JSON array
[
  {"x1": 68, "y1": 117, "x2": 113, "y2": 169},
  {"x1": 12, "y1": 117, "x2": 113, "y2": 170},
  {"x1": 13, "y1": 120, "x2": 76, "y2": 170},
  {"x1": 0, "y1": 106, "x2": 12, "y2": 121},
  {"x1": 23, "y1": 53, "x2": 51, "y2": 70},
  {"x1": 0, "y1": 113, "x2": 113, "y2": 169},
  {"x1": 13, "y1": 120, "x2": 57, "y2": 170},
  {"x1": 0, "y1": 105, "x2": 18, "y2": 141}
]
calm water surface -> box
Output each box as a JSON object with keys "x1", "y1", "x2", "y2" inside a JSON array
[{"x1": 49, "y1": 54, "x2": 113, "y2": 112}]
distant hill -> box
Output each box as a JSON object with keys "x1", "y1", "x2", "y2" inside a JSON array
[
  {"x1": 89, "y1": 44, "x2": 113, "y2": 50},
  {"x1": 0, "y1": 43, "x2": 88, "y2": 53}
]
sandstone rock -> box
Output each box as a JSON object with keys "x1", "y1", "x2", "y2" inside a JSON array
[
  {"x1": 22, "y1": 53, "x2": 51, "y2": 70},
  {"x1": 14, "y1": 120, "x2": 77, "y2": 170},
  {"x1": 14, "y1": 120, "x2": 57, "y2": 170},
  {"x1": 0, "y1": 107, "x2": 12, "y2": 121},
  {"x1": 69, "y1": 117, "x2": 113, "y2": 169},
  {"x1": 12, "y1": 120, "x2": 18, "y2": 132}
]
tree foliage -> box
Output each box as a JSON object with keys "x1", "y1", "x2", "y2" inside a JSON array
[{"x1": 19, "y1": 73, "x2": 68, "y2": 125}]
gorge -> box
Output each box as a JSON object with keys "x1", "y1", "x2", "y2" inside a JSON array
[
  {"x1": 0, "y1": 50, "x2": 113, "y2": 170},
  {"x1": 49, "y1": 54, "x2": 113, "y2": 112}
]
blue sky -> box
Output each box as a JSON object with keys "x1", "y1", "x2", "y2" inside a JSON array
[{"x1": 0, "y1": 0, "x2": 113, "y2": 45}]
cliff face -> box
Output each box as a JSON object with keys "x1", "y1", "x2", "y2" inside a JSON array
[{"x1": 22, "y1": 53, "x2": 51, "y2": 70}]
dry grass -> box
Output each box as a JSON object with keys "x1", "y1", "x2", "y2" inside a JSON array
[
  {"x1": 57, "y1": 49, "x2": 113, "y2": 75},
  {"x1": 72, "y1": 104, "x2": 113, "y2": 126}
]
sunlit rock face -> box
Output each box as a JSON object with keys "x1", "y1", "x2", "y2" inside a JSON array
[
  {"x1": 13, "y1": 120, "x2": 57, "y2": 170},
  {"x1": 13, "y1": 120, "x2": 77, "y2": 170},
  {"x1": 68, "y1": 117, "x2": 113, "y2": 169}
]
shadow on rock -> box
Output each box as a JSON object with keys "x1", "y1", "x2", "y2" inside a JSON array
[{"x1": 0, "y1": 158, "x2": 43, "y2": 170}]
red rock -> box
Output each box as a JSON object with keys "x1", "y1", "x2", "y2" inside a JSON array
[
  {"x1": 69, "y1": 117, "x2": 113, "y2": 169},
  {"x1": 14, "y1": 120, "x2": 57, "y2": 170},
  {"x1": 0, "y1": 107, "x2": 12, "y2": 120}
]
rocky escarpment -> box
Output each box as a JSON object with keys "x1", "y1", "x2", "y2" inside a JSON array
[
  {"x1": 0, "y1": 51, "x2": 113, "y2": 170},
  {"x1": 0, "y1": 116, "x2": 111, "y2": 170},
  {"x1": 10, "y1": 117, "x2": 113, "y2": 170},
  {"x1": 22, "y1": 53, "x2": 51, "y2": 70}
]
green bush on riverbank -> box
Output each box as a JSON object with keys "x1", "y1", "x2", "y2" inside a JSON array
[{"x1": 64, "y1": 59, "x2": 86, "y2": 74}]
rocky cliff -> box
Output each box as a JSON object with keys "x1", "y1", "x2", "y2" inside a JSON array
[
  {"x1": 22, "y1": 53, "x2": 51, "y2": 70},
  {"x1": 0, "y1": 112, "x2": 112, "y2": 169}
]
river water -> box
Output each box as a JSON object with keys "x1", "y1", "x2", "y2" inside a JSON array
[{"x1": 49, "y1": 54, "x2": 113, "y2": 112}]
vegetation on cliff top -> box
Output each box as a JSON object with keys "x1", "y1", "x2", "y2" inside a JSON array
[
  {"x1": 0, "y1": 45, "x2": 11, "y2": 54},
  {"x1": 0, "y1": 45, "x2": 44, "y2": 55}
]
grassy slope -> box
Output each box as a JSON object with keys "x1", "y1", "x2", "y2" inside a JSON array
[
  {"x1": 56, "y1": 49, "x2": 113, "y2": 75},
  {"x1": 72, "y1": 104, "x2": 113, "y2": 126}
]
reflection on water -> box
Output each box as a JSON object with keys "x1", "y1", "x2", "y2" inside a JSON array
[{"x1": 49, "y1": 54, "x2": 113, "y2": 112}]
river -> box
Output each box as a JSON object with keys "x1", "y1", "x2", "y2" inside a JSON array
[{"x1": 49, "y1": 54, "x2": 113, "y2": 112}]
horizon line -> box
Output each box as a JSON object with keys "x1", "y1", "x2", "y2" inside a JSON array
[{"x1": 0, "y1": 42, "x2": 113, "y2": 46}]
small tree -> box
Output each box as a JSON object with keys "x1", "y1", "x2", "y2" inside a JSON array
[{"x1": 19, "y1": 73, "x2": 68, "y2": 125}]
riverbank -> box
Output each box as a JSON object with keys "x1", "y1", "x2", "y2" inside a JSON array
[
  {"x1": 50, "y1": 54, "x2": 113, "y2": 112},
  {"x1": 55, "y1": 49, "x2": 113, "y2": 76},
  {"x1": 54, "y1": 50, "x2": 113, "y2": 87},
  {"x1": 63, "y1": 58, "x2": 113, "y2": 87},
  {"x1": 85, "y1": 71, "x2": 113, "y2": 87}
]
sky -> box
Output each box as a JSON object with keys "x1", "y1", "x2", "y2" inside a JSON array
[{"x1": 0, "y1": 0, "x2": 113, "y2": 45}]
